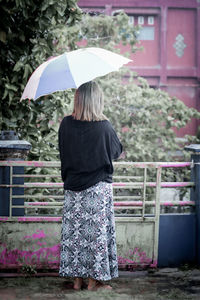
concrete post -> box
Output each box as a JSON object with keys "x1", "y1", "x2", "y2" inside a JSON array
[
  {"x1": 0, "y1": 131, "x2": 31, "y2": 217},
  {"x1": 185, "y1": 144, "x2": 200, "y2": 265}
]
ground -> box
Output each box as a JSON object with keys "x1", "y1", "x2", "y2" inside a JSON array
[{"x1": 1, "y1": 268, "x2": 200, "y2": 300}]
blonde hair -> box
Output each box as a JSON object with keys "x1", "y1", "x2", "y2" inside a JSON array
[{"x1": 72, "y1": 81, "x2": 107, "y2": 121}]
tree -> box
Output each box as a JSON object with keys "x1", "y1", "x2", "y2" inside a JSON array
[{"x1": 0, "y1": 0, "x2": 82, "y2": 160}]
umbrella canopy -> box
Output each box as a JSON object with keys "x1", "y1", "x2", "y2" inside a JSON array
[{"x1": 21, "y1": 47, "x2": 131, "y2": 100}]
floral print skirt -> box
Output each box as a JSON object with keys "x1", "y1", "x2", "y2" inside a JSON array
[{"x1": 59, "y1": 181, "x2": 119, "y2": 281}]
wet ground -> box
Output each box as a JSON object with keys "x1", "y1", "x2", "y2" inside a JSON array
[{"x1": 0, "y1": 268, "x2": 200, "y2": 300}]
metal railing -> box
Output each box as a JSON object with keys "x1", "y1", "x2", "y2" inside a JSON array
[
  {"x1": 0, "y1": 160, "x2": 194, "y2": 221},
  {"x1": 0, "y1": 160, "x2": 195, "y2": 267}
]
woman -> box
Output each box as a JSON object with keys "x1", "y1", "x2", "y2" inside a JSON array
[{"x1": 58, "y1": 81, "x2": 122, "y2": 291}]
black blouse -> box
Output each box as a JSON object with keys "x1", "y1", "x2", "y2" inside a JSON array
[{"x1": 58, "y1": 115, "x2": 122, "y2": 191}]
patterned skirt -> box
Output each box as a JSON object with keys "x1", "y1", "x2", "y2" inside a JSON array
[{"x1": 59, "y1": 181, "x2": 119, "y2": 281}]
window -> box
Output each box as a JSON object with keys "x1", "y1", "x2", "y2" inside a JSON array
[
  {"x1": 129, "y1": 16, "x2": 134, "y2": 25},
  {"x1": 137, "y1": 27, "x2": 155, "y2": 41},
  {"x1": 148, "y1": 16, "x2": 154, "y2": 25},
  {"x1": 138, "y1": 16, "x2": 144, "y2": 25}
]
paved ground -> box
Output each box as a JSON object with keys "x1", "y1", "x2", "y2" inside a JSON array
[{"x1": 0, "y1": 268, "x2": 200, "y2": 300}]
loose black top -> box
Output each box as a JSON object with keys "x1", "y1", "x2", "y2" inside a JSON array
[{"x1": 58, "y1": 115, "x2": 122, "y2": 191}]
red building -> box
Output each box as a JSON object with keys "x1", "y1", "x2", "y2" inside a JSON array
[{"x1": 78, "y1": 0, "x2": 200, "y2": 137}]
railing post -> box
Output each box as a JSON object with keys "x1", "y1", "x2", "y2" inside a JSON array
[
  {"x1": 0, "y1": 131, "x2": 31, "y2": 217},
  {"x1": 185, "y1": 144, "x2": 200, "y2": 266},
  {"x1": 153, "y1": 166, "x2": 162, "y2": 266}
]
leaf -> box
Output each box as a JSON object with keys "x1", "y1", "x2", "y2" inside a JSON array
[
  {"x1": 13, "y1": 61, "x2": 24, "y2": 72},
  {"x1": 5, "y1": 83, "x2": 18, "y2": 92},
  {"x1": 0, "y1": 31, "x2": 6, "y2": 43}
]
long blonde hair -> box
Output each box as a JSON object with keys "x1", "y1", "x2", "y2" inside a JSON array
[{"x1": 72, "y1": 81, "x2": 107, "y2": 121}]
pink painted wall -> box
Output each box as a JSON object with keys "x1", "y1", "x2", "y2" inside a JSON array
[
  {"x1": 78, "y1": 0, "x2": 200, "y2": 137},
  {"x1": 167, "y1": 9, "x2": 196, "y2": 69},
  {"x1": 119, "y1": 14, "x2": 160, "y2": 68},
  {"x1": 167, "y1": 85, "x2": 199, "y2": 136}
]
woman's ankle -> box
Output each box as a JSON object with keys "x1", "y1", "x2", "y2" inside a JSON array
[
  {"x1": 88, "y1": 278, "x2": 97, "y2": 288},
  {"x1": 87, "y1": 279, "x2": 112, "y2": 291},
  {"x1": 73, "y1": 277, "x2": 83, "y2": 290}
]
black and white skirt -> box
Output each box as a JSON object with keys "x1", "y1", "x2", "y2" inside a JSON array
[{"x1": 59, "y1": 181, "x2": 118, "y2": 281}]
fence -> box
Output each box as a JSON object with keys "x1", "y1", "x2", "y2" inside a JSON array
[
  {"x1": 0, "y1": 158, "x2": 198, "y2": 270},
  {"x1": 0, "y1": 160, "x2": 195, "y2": 218}
]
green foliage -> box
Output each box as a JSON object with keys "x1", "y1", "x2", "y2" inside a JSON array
[
  {"x1": 0, "y1": 6, "x2": 199, "y2": 164},
  {"x1": 78, "y1": 13, "x2": 140, "y2": 52},
  {"x1": 102, "y1": 73, "x2": 200, "y2": 161},
  {"x1": 0, "y1": 0, "x2": 82, "y2": 160}
]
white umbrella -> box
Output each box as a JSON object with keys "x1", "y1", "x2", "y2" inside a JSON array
[{"x1": 21, "y1": 47, "x2": 131, "y2": 100}]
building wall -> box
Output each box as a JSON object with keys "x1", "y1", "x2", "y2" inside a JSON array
[{"x1": 78, "y1": 0, "x2": 200, "y2": 137}]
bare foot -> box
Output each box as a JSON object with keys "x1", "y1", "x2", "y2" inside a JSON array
[
  {"x1": 73, "y1": 277, "x2": 83, "y2": 290},
  {"x1": 88, "y1": 280, "x2": 112, "y2": 291}
]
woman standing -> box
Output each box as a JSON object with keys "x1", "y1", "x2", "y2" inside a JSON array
[{"x1": 58, "y1": 81, "x2": 122, "y2": 291}]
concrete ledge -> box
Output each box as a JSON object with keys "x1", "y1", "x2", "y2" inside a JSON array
[{"x1": 0, "y1": 219, "x2": 155, "y2": 270}]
